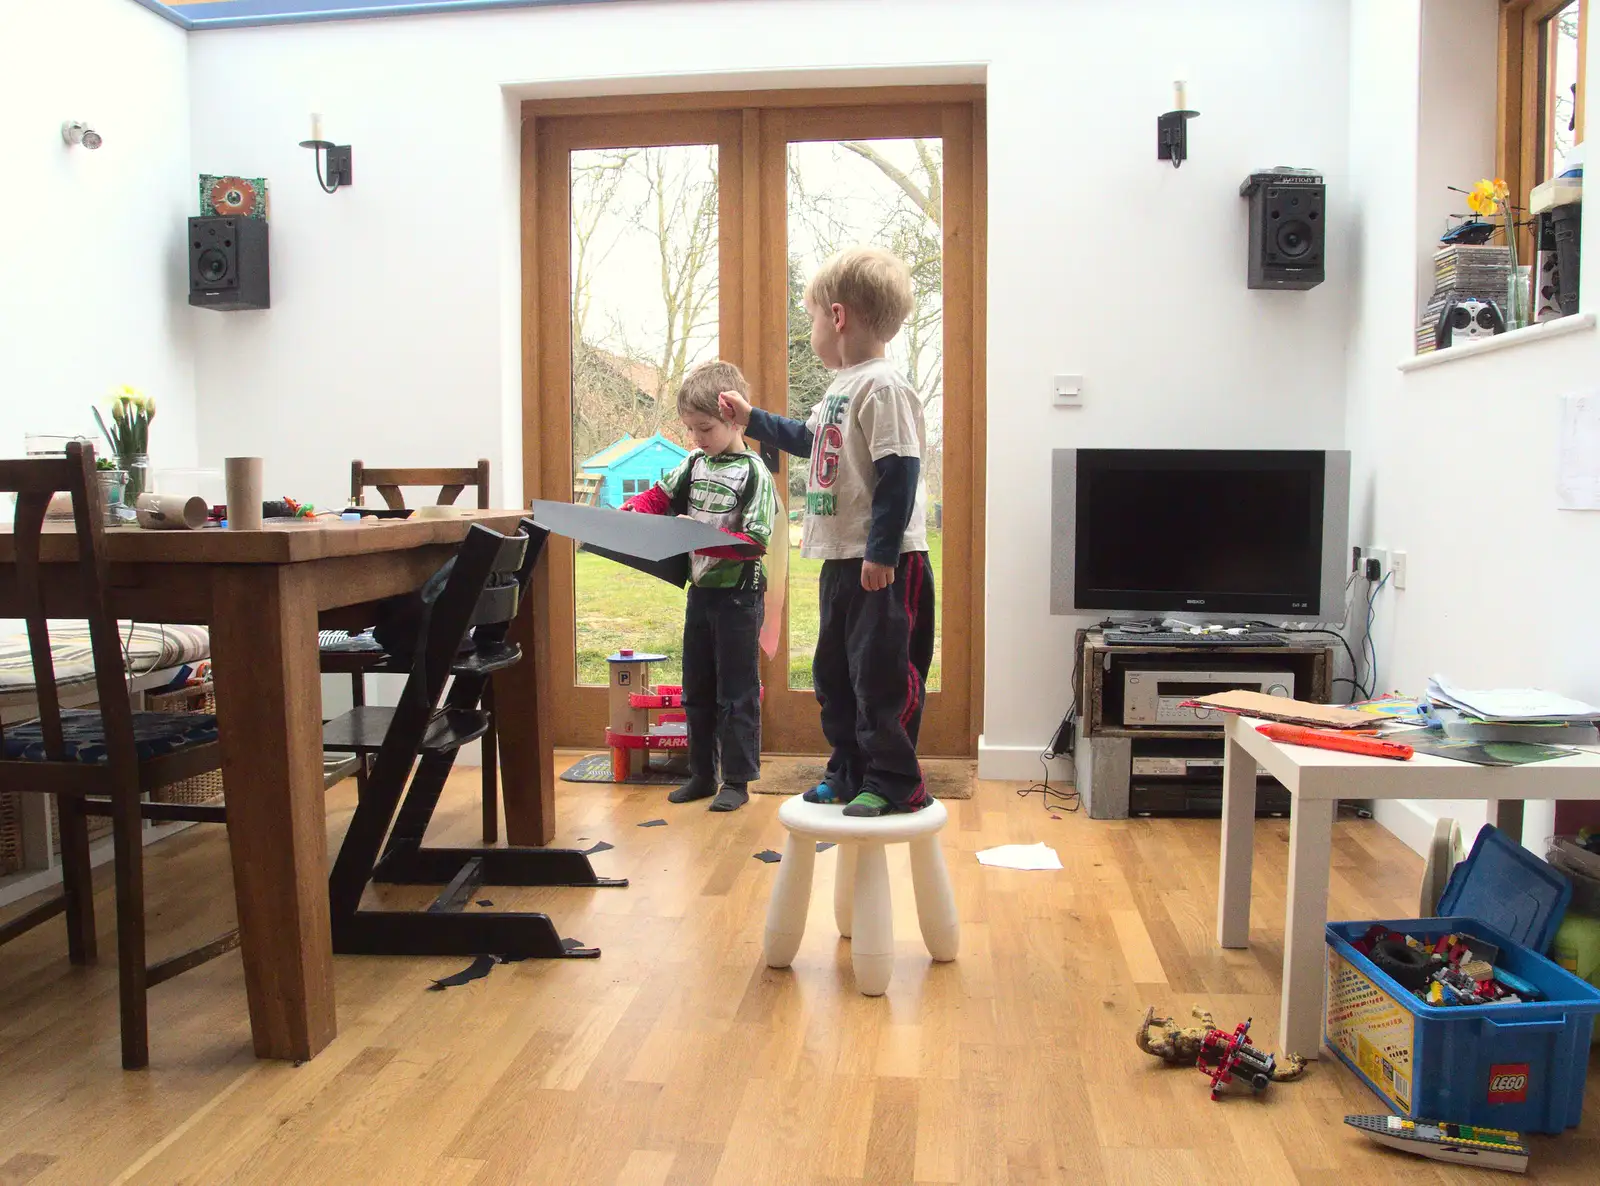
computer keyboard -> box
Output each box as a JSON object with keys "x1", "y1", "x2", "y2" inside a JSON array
[{"x1": 1102, "y1": 629, "x2": 1288, "y2": 647}]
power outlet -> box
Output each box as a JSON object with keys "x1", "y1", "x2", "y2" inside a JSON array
[
  {"x1": 1392, "y1": 550, "x2": 1408, "y2": 590},
  {"x1": 1053, "y1": 375, "x2": 1083, "y2": 407}
]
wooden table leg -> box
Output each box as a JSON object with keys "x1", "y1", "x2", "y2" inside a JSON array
[
  {"x1": 497, "y1": 576, "x2": 552, "y2": 846},
  {"x1": 1216, "y1": 731, "x2": 1257, "y2": 949},
  {"x1": 210, "y1": 564, "x2": 337, "y2": 1061},
  {"x1": 1281, "y1": 795, "x2": 1335, "y2": 1060}
]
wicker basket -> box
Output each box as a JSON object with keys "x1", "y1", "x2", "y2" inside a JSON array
[
  {"x1": 146, "y1": 682, "x2": 225, "y2": 807},
  {"x1": 1, "y1": 793, "x2": 24, "y2": 877},
  {"x1": 146, "y1": 682, "x2": 216, "y2": 715},
  {"x1": 50, "y1": 805, "x2": 113, "y2": 855}
]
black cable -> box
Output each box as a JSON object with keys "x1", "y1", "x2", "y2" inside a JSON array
[
  {"x1": 1248, "y1": 621, "x2": 1368, "y2": 701},
  {"x1": 1363, "y1": 573, "x2": 1392, "y2": 696},
  {"x1": 1025, "y1": 621, "x2": 1110, "y2": 814},
  {"x1": 1019, "y1": 750, "x2": 1080, "y2": 813}
]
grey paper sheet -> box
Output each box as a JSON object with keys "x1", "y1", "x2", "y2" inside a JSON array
[{"x1": 528, "y1": 500, "x2": 755, "y2": 562}]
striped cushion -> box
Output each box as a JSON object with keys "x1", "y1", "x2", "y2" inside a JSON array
[
  {"x1": 0, "y1": 622, "x2": 211, "y2": 710},
  {"x1": 2, "y1": 708, "x2": 218, "y2": 764},
  {"x1": 318, "y1": 629, "x2": 385, "y2": 654}
]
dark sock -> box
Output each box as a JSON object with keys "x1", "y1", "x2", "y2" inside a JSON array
[
  {"x1": 802, "y1": 781, "x2": 844, "y2": 804},
  {"x1": 842, "y1": 790, "x2": 892, "y2": 817},
  {"x1": 668, "y1": 774, "x2": 718, "y2": 804},
  {"x1": 709, "y1": 782, "x2": 749, "y2": 812}
]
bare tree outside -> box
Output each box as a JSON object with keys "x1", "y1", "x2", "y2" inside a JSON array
[
  {"x1": 568, "y1": 146, "x2": 720, "y2": 475},
  {"x1": 1550, "y1": 3, "x2": 1581, "y2": 175}
]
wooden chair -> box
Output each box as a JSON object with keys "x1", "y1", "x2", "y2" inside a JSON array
[
  {"x1": 349, "y1": 459, "x2": 491, "y2": 514},
  {"x1": 321, "y1": 518, "x2": 624, "y2": 958},
  {"x1": 0, "y1": 443, "x2": 233, "y2": 1070},
  {"x1": 325, "y1": 460, "x2": 503, "y2": 839}
]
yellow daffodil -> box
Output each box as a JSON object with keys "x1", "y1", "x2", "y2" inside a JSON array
[
  {"x1": 94, "y1": 386, "x2": 155, "y2": 470},
  {"x1": 1466, "y1": 177, "x2": 1511, "y2": 216}
]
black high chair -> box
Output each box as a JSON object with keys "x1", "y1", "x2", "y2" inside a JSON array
[{"x1": 321, "y1": 517, "x2": 625, "y2": 959}]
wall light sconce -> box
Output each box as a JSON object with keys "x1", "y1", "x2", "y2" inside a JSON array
[
  {"x1": 1157, "y1": 80, "x2": 1199, "y2": 169},
  {"x1": 61, "y1": 121, "x2": 103, "y2": 150},
  {"x1": 297, "y1": 113, "x2": 352, "y2": 193}
]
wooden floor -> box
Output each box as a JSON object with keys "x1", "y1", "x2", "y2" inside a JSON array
[{"x1": 1, "y1": 756, "x2": 1597, "y2": 1184}]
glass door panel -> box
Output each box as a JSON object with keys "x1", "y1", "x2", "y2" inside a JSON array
[
  {"x1": 783, "y1": 138, "x2": 944, "y2": 692},
  {"x1": 569, "y1": 145, "x2": 720, "y2": 686}
]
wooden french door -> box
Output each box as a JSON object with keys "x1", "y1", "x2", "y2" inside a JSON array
[{"x1": 523, "y1": 88, "x2": 986, "y2": 758}]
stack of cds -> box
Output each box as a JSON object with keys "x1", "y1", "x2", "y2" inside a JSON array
[{"x1": 1416, "y1": 245, "x2": 1511, "y2": 354}]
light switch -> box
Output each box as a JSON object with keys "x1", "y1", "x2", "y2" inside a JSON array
[{"x1": 1053, "y1": 374, "x2": 1083, "y2": 407}]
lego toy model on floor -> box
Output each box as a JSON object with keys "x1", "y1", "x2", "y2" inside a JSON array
[
  {"x1": 1344, "y1": 1115, "x2": 1529, "y2": 1173},
  {"x1": 1136, "y1": 1007, "x2": 1307, "y2": 1098},
  {"x1": 604, "y1": 650, "x2": 687, "y2": 782},
  {"x1": 1195, "y1": 1018, "x2": 1283, "y2": 1099}
]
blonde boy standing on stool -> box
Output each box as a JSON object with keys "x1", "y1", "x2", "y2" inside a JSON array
[{"x1": 720, "y1": 246, "x2": 933, "y2": 817}]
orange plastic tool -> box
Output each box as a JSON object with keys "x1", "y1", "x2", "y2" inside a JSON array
[{"x1": 1256, "y1": 722, "x2": 1414, "y2": 760}]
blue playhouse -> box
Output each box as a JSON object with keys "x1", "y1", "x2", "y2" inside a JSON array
[{"x1": 579, "y1": 434, "x2": 689, "y2": 508}]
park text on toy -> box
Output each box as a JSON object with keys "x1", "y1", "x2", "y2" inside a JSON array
[
  {"x1": 1137, "y1": 1007, "x2": 1307, "y2": 1098},
  {"x1": 1344, "y1": 1114, "x2": 1529, "y2": 1173}
]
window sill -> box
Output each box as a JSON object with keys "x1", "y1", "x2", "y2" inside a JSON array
[{"x1": 1398, "y1": 313, "x2": 1597, "y2": 372}]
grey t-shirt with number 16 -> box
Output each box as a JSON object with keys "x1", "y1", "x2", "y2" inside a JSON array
[{"x1": 799, "y1": 357, "x2": 928, "y2": 561}]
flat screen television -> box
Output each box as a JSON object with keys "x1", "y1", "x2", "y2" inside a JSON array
[{"x1": 1050, "y1": 449, "x2": 1350, "y2": 619}]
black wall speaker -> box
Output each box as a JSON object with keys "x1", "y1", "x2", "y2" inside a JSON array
[
  {"x1": 188, "y1": 216, "x2": 269, "y2": 311},
  {"x1": 1239, "y1": 170, "x2": 1325, "y2": 290}
]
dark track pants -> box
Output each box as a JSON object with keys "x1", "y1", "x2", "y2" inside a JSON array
[
  {"x1": 812, "y1": 552, "x2": 935, "y2": 809},
  {"x1": 682, "y1": 585, "x2": 764, "y2": 784}
]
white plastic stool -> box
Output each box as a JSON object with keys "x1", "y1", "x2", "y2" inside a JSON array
[{"x1": 763, "y1": 797, "x2": 957, "y2": 996}]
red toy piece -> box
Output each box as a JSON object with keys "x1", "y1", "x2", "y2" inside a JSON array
[{"x1": 1194, "y1": 1018, "x2": 1283, "y2": 1099}]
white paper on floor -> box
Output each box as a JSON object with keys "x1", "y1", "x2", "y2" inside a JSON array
[{"x1": 975, "y1": 842, "x2": 1062, "y2": 870}]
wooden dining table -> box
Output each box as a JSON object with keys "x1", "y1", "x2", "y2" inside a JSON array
[{"x1": 0, "y1": 512, "x2": 552, "y2": 1062}]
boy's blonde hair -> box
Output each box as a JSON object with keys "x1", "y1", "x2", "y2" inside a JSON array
[
  {"x1": 804, "y1": 245, "x2": 914, "y2": 341},
  {"x1": 676, "y1": 359, "x2": 749, "y2": 420}
]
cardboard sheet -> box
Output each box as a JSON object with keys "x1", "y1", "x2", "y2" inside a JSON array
[{"x1": 1185, "y1": 689, "x2": 1382, "y2": 730}]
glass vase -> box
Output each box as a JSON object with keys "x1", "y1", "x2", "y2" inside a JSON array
[
  {"x1": 97, "y1": 471, "x2": 128, "y2": 525},
  {"x1": 1502, "y1": 212, "x2": 1528, "y2": 330},
  {"x1": 119, "y1": 453, "x2": 150, "y2": 503},
  {"x1": 1505, "y1": 267, "x2": 1531, "y2": 331}
]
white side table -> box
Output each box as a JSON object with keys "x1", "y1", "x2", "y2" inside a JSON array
[{"x1": 1216, "y1": 713, "x2": 1600, "y2": 1057}]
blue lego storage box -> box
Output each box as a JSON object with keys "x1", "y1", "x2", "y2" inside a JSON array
[{"x1": 1325, "y1": 824, "x2": 1600, "y2": 1134}]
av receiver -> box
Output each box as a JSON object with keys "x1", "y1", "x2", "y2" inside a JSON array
[{"x1": 1123, "y1": 669, "x2": 1294, "y2": 727}]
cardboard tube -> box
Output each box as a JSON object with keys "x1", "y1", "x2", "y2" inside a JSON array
[
  {"x1": 225, "y1": 457, "x2": 264, "y2": 530},
  {"x1": 135, "y1": 492, "x2": 209, "y2": 530}
]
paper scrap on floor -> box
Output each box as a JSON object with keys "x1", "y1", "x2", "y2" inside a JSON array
[{"x1": 976, "y1": 842, "x2": 1063, "y2": 870}]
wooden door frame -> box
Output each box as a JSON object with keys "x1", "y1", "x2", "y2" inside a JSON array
[{"x1": 520, "y1": 86, "x2": 987, "y2": 756}]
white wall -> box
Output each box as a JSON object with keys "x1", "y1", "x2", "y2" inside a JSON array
[
  {"x1": 1347, "y1": 0, "x2": 1600, "y2": 856},
  {"x1": 183, "y1": 0, "x2": 1356, "y2": 769},
  {"x1": 0, "y1": 0, "x2": 197, "y2": 469}
]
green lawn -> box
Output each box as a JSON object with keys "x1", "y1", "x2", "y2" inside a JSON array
[{"x1": 574, "y1": 529, "x2": 944, "y2": 689}]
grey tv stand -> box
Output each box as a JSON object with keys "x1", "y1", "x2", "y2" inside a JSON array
[{"x1": 1072, "y1": 631, "x2": 1335, "y2": 819}]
